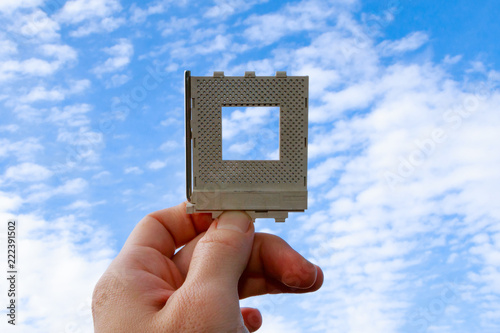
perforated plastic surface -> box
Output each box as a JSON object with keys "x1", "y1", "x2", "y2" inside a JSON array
[{"x1": 185, "y1": 71, "x2": 309, "y2": 222}]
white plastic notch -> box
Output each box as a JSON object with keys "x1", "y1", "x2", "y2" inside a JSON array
[
  {"x1": 276, "y1": 71, "x2": 287, "y2": 78},
  {"x1": 184, "y1": 70, "x2": 309, "y2": 222}
]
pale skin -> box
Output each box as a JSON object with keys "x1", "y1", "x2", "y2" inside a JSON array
[{"x1": 92, "y1": 202, "x2": 323, "y2": 332}]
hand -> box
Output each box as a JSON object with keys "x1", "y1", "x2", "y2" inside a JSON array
[{"x1": 92, "y1": 202, "x2": 323, "y2": 332}]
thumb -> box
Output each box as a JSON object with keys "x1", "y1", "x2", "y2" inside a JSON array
[
  {"x1": 172, "y1": 211, "x2": 254, "y2": 331},
  {"x1": 184, "y1": 211, "x2": 254, "y2": 289}
]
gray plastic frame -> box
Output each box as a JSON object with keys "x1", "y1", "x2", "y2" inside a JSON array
[{"x1": 185, "y1": 71, "x2": 308, "y2": 222}]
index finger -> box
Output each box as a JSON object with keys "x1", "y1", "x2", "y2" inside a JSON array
[{"x1": 123, "y1": 202, "x2": 213, "y2": 258}]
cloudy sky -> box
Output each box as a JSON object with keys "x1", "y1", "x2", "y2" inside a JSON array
[{"x1": 1, "y1": 0, "x2": 499, "y2": 332}]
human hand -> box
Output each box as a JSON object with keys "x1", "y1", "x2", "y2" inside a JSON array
[{"x1": 92, "y1": 202, "x2": 323, "y2": 332}]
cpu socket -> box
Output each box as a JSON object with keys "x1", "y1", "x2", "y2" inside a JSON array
[{"x1": 185, "y1": 71, "x2": 308, "y2": 222}]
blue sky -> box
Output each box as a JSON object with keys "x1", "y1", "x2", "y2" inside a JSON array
[{"x1": 1, "y1": 0, "x2": 500, "y2": 332}]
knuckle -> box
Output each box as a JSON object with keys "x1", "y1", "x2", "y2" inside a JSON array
[{"x1": 198, "y1": 234, "x2": 242, "y2": 253}]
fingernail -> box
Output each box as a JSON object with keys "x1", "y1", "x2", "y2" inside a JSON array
[{"x1": 217, "y1": 211, "x2": 251, "y2": 233}]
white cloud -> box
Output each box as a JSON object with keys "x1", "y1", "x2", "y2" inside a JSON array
[
  {"x1": 57, "y1": 0, "x2": 122, "y2": 24},
  {"x1": 443, "y1": 54, "x2": 463, "y2": 65},
  {"x1": 311, "y1": 81, "x2": 378, "y2": 122},
  {"x1": 221, "y1": 106, "x2": 280, "y2": 160},
  {"x1": 308, "y1": 157, "x2": 344, "y2": 187},
  {"x1": 295, "y1": 64, "x2": 341, "y2": 98},
  {"x1": 222, "y1": 106, "x2": 278, "y2": 140},
  {"x1": 0, "y1": 212, "x2": 114, "y2": 332},
  {"x1": 20, "y1": 79, "x2": 90, "y2": 103},
  {"x1": 0, "y1": 43, "x2": 77, "y2": 81},
  {"x1": 0, "y1": 59, "x2": 56, "y2": 79},
  {"x1": 3, "y1": 162, "x2": 53, "y2": 182},
  {"x1": 92, "y1": 171, "x2": 111, "y2": 180},
  {"x1": 204, "y1": 0, "x2": 268, "y2": 19},
  {"x1": 64, "y1": 199, "x2": 106, "y2": 210},
  {"x1": 105, "y1": 73, "x2": 130, "y2": 88},
  {"x1": 155, "y1": 19, "x2": 245, "y2": 60},
  {"x1": 467, "y1": 61, "x2": 487, "y2": 74},
  {"x1": 124, "y1": 166, "x2": 143, "y2": 175},
  {"x1": 0, "y1": 124, "x2": 19, "y2": 132},
  {"x1": 55, "y1": 0, "x2": 124, "y2": 37},
  {"x1": 194, "y1": 34, "x2": 231, "y2": 55},
  {"x1": 148, "y1": 160, "x2": 167, "y2": 170},
  {"x1": 160, "y1": 116, "x2": 182, "y2": 127},
  {"x1": 56, "y1": 178, "x2": 88, "y2": 195},
  {"x1": 158, "y1": 17, "x2": 199, "y2": 36},
  {"x1": 48, "y1": 104, "x2": 93, "y2": 127},
  {"x1": 40, "y1": 44, "x2": 78, "y2": 63},
  {"x1": 10, "y1": 9, "x2": 61, "y2": 41},
  {"x1": 0, "y1": 191, "x2": 23, "y2": 212},
  {"x1": 69, "y1": 16, "x2": 126, "y2": 37},
  {"x1": 12, "y1": 104, "x2": 46, "y2": 122},
  {"x1": 159, "y1": 140, "x2": 179, "y2": 151},
  {"x1": 0, "y1": 39, "x2": 18, "y2": 56},
  {"x1": 93, "y1": 39, "x2": 134, "y2": 76},
  {"x1": 256, "y1": 314, "x2": 302, "y2": 333},
  {"x1": 52, "y1": 124, "x2": 103, "y2": 168},
  {"x1": 378, "y1": 31, "x2": 429, "y2": 56},
  {"x1": 0, "y1": 0, "x2": 43, "y2": 13},
  {"x1": 70, "y1": 79, "x2": 92, "y2": 94},
  {"x1": 0, "y1": 137, "x2": 44, "y2": 162},
  {"x1": 243, "y1": 0, "x2": 347, "y2": 45},
  {"x1": 22, "y1": 86, "x2": 65, "y2": 102},
  {"x1": 57, "y1": 127, "x2": 103, "y2": 146},
  {"x1": 130, "y1": 1, "x2": 169, "y2": 23},
  {"x1": 26, "y1": 178, "x2": 89, "y2": 202},
  {"x1": 266, "y1": 148, "x2": 279, "y2": 160},
  {"x1": 228, "y1": 141, "x2": 254, "y2": 155},
  {"x1": 301, "y1": 65, "x2": 500, "y2": 333}
]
